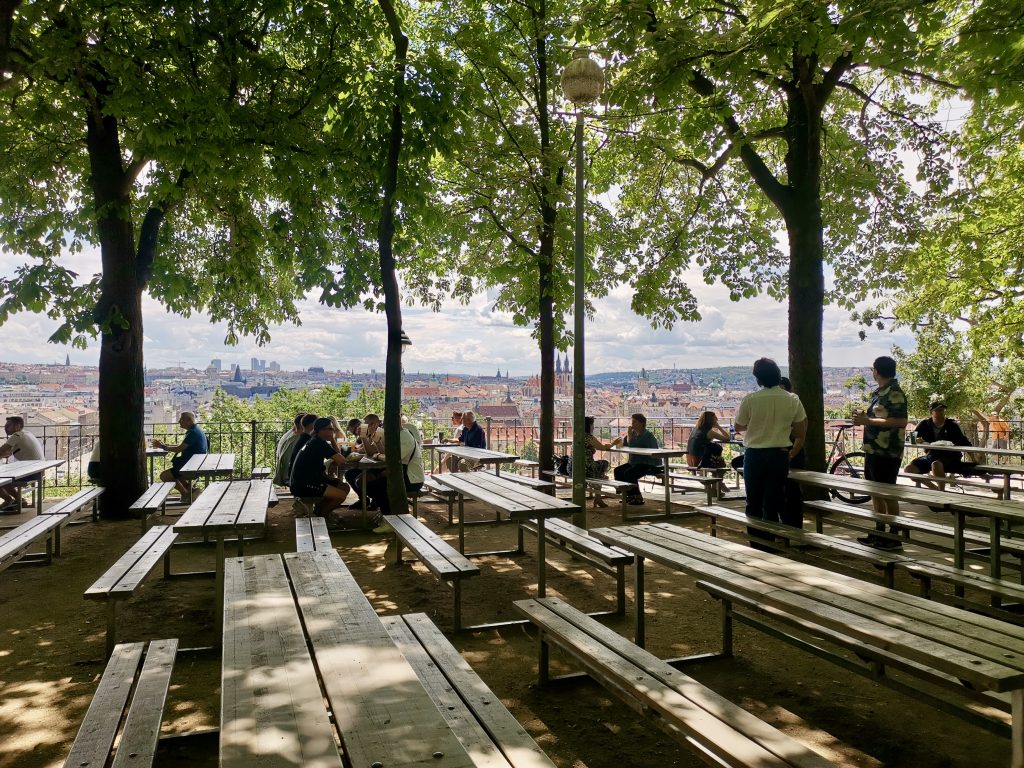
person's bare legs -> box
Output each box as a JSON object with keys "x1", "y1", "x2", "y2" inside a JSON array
[
  {"x1": 160, "y1": 468, "x2": 191, "y2": 499},
  {"x1": 905, "y1": 463, "x2": 939, "y2": 491},
  {"x1": 316, "y1": 483, "x2": 350, "y2": 517}
]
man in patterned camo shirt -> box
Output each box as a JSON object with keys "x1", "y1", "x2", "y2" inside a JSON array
[{"x1": 852, "y1": 356, "x2": 909, "y2": 550}]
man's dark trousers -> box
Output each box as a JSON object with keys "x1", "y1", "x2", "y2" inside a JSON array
[{"x1": 743, "y1": 447, "x2": 789, "y2": 545}]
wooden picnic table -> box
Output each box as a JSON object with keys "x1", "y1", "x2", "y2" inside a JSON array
[
  {"x1": 433, "y1": 445, "x2": 518, "y2": 474},
  {"x1": 220, "y1": 550, "x2": 487, "y2": 768},
  {"x1": 790, "y1": 469, "x2": 1024, "y2": 578},
  {"x1": 591, "y1": 522, "x2": 1024, "y2": 765},
  {"x1": 0, "y1": 459, "x2": 65, "y2": 514},
  {"x1": 341, "y1": 454, "x2": 385, "y2": 527},
  {"x1": 178, "y1": 453, "x2": 235, "y2": 502},
  {"x1": 610, "y1": 445, "x2": 688, "y2": 515},
  {"x1": 145, "y1": 446, "x2": 166, "y2": 485},
  {"x1": 432, "y1": 471, "x2": 578, "y2": 597},
  {"x1": 907, "y1": 441, "x2": 1024, "y2": 498},
  {"x1": 173, "y1": 479, "x2": 271, "y2": 626}
]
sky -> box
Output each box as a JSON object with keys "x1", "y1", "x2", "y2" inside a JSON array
[{"x1": 0, "y1": 244, "x2": 914, "y2": 375}]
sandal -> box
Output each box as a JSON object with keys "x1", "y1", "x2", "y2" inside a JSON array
[{"x1": 594, "y1": 498, "x2": 609, "y2": 508}]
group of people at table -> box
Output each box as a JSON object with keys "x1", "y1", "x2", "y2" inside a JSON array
[{"x1": 706, "y1": 354, "x2": 1011, "y2": 552}]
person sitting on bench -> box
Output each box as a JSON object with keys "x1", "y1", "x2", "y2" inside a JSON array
[
  {"x1": 906, "y1": 401, "x2": 978, "y2": 487},
  {"x1": 612, "y1": 413, "x2": 661, "y2": 506},
  {"x1": 289, "y1": 417, "x2": 351, "y2": 522},
  {"x1": 154, "y1": 412, "x2": 208, "y2": 500},
  {"x1": 0, "y1": 416, "x2": 44, "y2": 511}
]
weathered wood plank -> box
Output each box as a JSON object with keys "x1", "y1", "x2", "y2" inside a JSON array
[
  {"x1": 295, "y1": 518, "x2": 314, "y2": 552},
  {"x1": 220, "y1": 554, "x2": 343, "y2": 768},
  {"x1": 284, "y1": 551, "x2": 476, "y2": 768},
  {"x1": 61, "y1": 642, "x2": 145, "y2": 768},
  {"x1": 109, "y1": 639, "x2": 177, "y2": 768},
  {"x1": 85, "y1": 525, "x2": 176, "y2": 599}
]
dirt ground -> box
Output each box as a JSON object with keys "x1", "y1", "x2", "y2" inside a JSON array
[{"x1": 0, "y1": 484, "x2": 1013, "y2": 768}]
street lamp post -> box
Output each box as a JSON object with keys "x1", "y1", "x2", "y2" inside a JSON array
[{"x1": 561, "y1": 50, "x2": 604, "y2": 526}]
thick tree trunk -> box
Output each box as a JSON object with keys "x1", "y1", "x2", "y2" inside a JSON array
[
  {"x1": 538, "y1": 244, "x2": 556, "y2": 481},
  {"x1": 86, "y1": 110, "x2": 146, "y2": 517},
  {"x1": 377, "y1": 0, "x2": 409, "y2": 517},
  {"x1": 786, "y1": 207, "x2": 826, "y2": 473},
  {"x1": 784, "y1": 72, "x2": 826, "y2": 474}
]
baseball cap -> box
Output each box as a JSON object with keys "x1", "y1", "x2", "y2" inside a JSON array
[
  {"x1": 929, "y1": 402, "x2": 946, "y2": 411},
  {"x1": 313, "y1": 417, "x2": 334, "y2": 431}
]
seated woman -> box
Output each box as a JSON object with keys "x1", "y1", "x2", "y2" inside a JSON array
[
  {"x1": 583, "y1": 416, "x2": 614, "y2": 507},
  {"x1": 686, "y1": 411, "x2": 730, "y2": 470}
]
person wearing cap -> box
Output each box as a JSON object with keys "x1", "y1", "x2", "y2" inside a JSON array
[
  {"x1": 154, "y1": 412, "x2": 208, "y2": 500},
  {"x1": 852, "y1": 356, "x2": 908, "y2": 550},
  {"x1": 905, "y1": 401, "x2": 977, "y2": 483},
  {"x1": 288, "y1": 417, "x2": 350, "y2": 520}
]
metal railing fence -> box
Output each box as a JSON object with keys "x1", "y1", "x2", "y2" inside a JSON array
[{"x1": 14, "y1": 415, "x2": 1024, "y2": 497}]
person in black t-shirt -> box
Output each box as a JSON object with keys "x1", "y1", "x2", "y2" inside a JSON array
[
  {"x1": 289, "y1": 417, "x2": 350, "y2": 518},
  {"x1": 905, "y1": 401, "x2": 977, "y2": 481}
]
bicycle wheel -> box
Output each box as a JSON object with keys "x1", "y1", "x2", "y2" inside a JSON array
[{"x1": 829, "y1": 451, "x2": 870, "y2": 504}]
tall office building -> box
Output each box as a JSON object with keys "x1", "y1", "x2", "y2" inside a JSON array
[{"x1": 210, "y1": 358, "x2": 222, "y2": 371}]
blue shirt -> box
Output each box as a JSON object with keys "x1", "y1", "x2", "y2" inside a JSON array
[
  {"x1": 460, "y1": 422, "x2": 486, "y2": 449},
  {"x1": 182, "y1": 425, "x2": 209, "y2": 462}
]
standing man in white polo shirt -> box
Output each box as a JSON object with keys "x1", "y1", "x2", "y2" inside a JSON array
[
  {"x1": 735, "y1": 359, "x2": 807, "y2": 538},
  {"x1": 0, "y1": 416, "x2": 44, "y2": 511}
]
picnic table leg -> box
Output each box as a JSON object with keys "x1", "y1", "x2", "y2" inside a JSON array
[
  {"x1": 634, "y1": 555, "x2": 646, "y2": 649},
  {"x1": 37, "y1": 477, "x2": 43, "y2": 514},
  {"x1": 992, "y1": 517, "x2": 1004, "y2": 609},
  {"x1": 537, "y1": 517, "x2": 547, "y2": 598},
  {"x1": 106, "y1": 603, "x2": 117, "y2": 658},
  {"x1": 662, "y1": 458, "x2": 671, "y2": 516},
  {"x1": 954, "y1": 510, "x2": 966, "y2": 570},
  {"x1": 458, "y1": 494, "x2": 465, "y2": 554},
  {"x1": 1013, "y1": 689, "x2": 1024, "y2": 768},
  {"x1": 215, "y1": 535, "x2": 225, "y2": 635}
]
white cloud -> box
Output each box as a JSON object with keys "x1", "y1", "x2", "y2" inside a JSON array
[{"x1": 1, "y1": 249, "x2": 913, "y2": 374}]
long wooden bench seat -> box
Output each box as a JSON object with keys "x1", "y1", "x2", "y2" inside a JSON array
[
  {"x1": 421, "y1": 476, "x2": 458, "y2": 523},
  {"x1": 542, "y1": 471, "x2": 636, "y2": 516},
  {"x1": 129, "y1": 482, "x2": 176, "y2": 532},
  {"x1": 382, "y1": 612, "x2": 557, "y2": 768},
  {"x1": 898, "y1": 471, "x2": 1005, "y2": 498},
  {"x1": 43, "y1": 486, "x2": 104, "y2": 523},
  {"x1": 0, "y1": 513, "x2": 68, "y2": 572},
  {"x1": 517, "y1": 517, "x2": 633, "y2": 615},
  {"x1": 250, "y1": 466, "x2": 271, "y2": 479},
  {"x1": 384, "y1": 513, "x2": 480, "y2": 630},
  {"x1": 484, "y1": 467, "x2": 555, "y2": 491},
  {"x1": 514, "y1": 597, "x2": 835, "y2": 768},
  {"x1": 62, "y1": 639, "x2": 177, "y2": 768},
  {"x1": 513, "y1": 458, "x2": 541, "y2": 477},
  {"x1": 803, "y1": 498, "x2": 1024, "y2": 564},
  {"x1": 904, "y1": 560, "x2": 1024, "y2": 621},
  {"x1": 85, "y1": 525, "x2": 179, "y2": 655},
  {"x1": 665, "y1": 472, "x2": 724, "y2": 504},
  {"x1": 294, "y1": 516, "x2": 333, "y2": 552},
  {"x1": 695, "y1": 504, "x2": 910, "y2": 588}
]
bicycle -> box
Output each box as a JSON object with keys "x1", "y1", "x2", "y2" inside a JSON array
[{"x1": 826, "y1": 423, "x2": 869, "y2": 504}]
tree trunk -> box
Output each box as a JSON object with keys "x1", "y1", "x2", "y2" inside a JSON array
[
  {"x1": 377, "y1": 0, "x2": 409, "y2": 518},
  {"x1": 784, "y1": 73, "x2": 826, "y2": 474},
  {"x1": 86, "y1": 107, "x2": 146, "y2": 517},
  {"x1": 533, "y1": 4, "x2": 556, "y2": 488}
]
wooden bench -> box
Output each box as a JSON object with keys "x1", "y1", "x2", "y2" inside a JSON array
[
  {"x1": 383, "y1": 513, "x2": 480, "y2": 630},
  {"x1": 542, "y1": 471, "x2": 636, "y2": 516},
  {"x1": 485, "y1": 467, "x2": 555, "y2": 491},
  {"x1": 0, "y1": 513, "x2": 68, "y2": 572},
  {"x1": 421, "y1": 476, "x2": 458, "y2": 523},
  {"x1": 514, "y1": 458, "x2": 541, "y2": 477},
  {"x1": 294, "y1": 516, "x2": 333, "y2": 552},
  {"x1": 85, "y1": 525, "x2": 179, "y2": 656},
  {"x1": 62, "y1": 639, "x2": 177, "y2": 768},
  {"x1": 803, "y1": 498, "x2": 1024, "y2": 566},
  {"x1": 898, "y1": 471, "x2": 1005, "y2": 499},
  {"x1": 904, "y1": 560, "x2": 1024, "y2": 621},
  {"x1": 694, "y1": 504, "x2": 910, "y2": 588},
  {"x1": 129, "y1": 482, "x2": 176, "y2": 532},
  {"x1": 666, "y1": 472, "x2": 724, "y2": 504},
  {"x1": 514, "y1": 597, "x2": 835, "y2": 768},
  {"x1": 250, "y1": 466, "x2": 271, "y2": 479},
  {"x1": 43, "y1": 485, "x2": 104, "y2": 522},
  {"x1": 382, "y1": 612, "x2": 557, "y2": 768},
  {"x1": 517, "y1": 517, "x2": 633, "y2": 615}
]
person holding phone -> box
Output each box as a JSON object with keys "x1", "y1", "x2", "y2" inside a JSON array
[{"x1": 0, "y1": 416, "x2": 43, "y2": 511}]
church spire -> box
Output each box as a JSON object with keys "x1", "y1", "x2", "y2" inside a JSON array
[{"x1": 555, "y1": 355, "x2": 562, "y2": 374}]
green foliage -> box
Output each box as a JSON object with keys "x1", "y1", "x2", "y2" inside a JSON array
[{"x1": 892, "y1": 327, "x2": 988, "y2": 418}]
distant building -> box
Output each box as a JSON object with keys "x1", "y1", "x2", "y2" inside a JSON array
[
  {"x1": 268, "y1": 361, "x2": 281, "y2": 372},
  {"x1": 210, "y1": 359, "x2": 222, "y2": 371},
  {"x1": 251, "y1": 357, "x2": 260, "y2": 372}
]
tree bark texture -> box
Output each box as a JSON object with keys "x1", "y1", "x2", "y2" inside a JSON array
[
  {"x1": 86, "y1": 107, "x2": 147, "y2": 516},
  {"x1": 377, "y1": 0, "x2": 410, "y2": 518}
]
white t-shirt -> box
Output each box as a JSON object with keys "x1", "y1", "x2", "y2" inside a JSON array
[
  {"x1": 399, "y1": 427, "x2": 425, "y2": 485},
  {"x1": 735, "y1": 387, "x2": 806, "y2": 449},
  {"x1": 4, "y1": 429, "x2": 44, "y2": 461}
]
